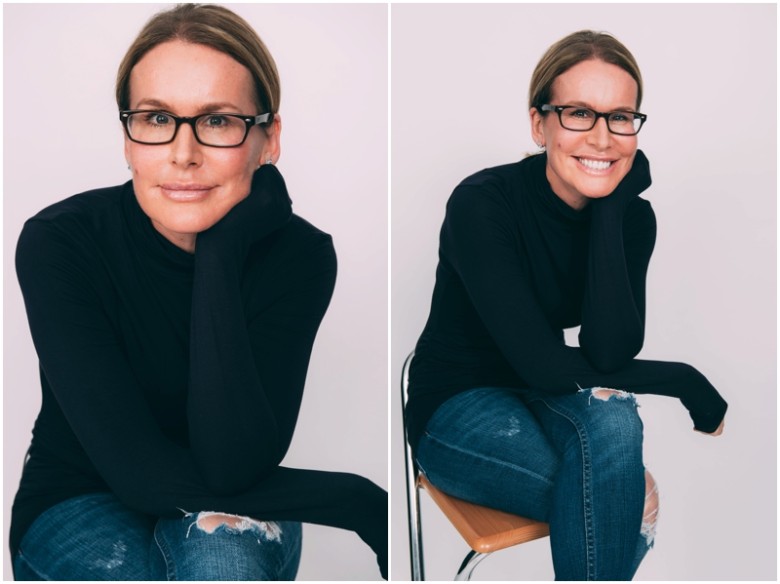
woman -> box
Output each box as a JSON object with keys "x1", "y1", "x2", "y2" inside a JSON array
[
  {"x1": 10, "y1": 4, "x2": 386, "y2": 580},
  {"x1": 406, "y1": 30, "x2": 727, "y2": 580}
]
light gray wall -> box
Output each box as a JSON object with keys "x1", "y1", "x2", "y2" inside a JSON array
[
  {"x1": 391, "y1": 3, "x2": 776, "y2": 580},
  {"x1": 3, "y1": 4, "x2": 387, "y2": 580}
]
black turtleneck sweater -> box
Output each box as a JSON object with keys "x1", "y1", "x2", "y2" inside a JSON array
[
  {"x1": 12, "y1": 166, "x2": 387, "y2": 578},
  {"x1": 406, "y1": 153, "x2": 727, "y2": 452}
]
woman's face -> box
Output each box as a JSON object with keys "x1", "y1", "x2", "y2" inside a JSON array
[
  {"x1": 530, "y1": 59, "x2": 639, "y2": 210},
  {"x1": 124, "y1": 40, "x2": 280, "y2": 252}
]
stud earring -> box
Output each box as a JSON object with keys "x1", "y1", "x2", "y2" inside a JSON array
[{"x1": 265, "y1": 157, "x2": 274, "y2": 165}]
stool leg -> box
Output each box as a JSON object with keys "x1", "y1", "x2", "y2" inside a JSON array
[
  {"x1": 455, "y1": 550, "x2": 490, "y2": 581},
  {"x1": 402, "y1": 351, "x2": 425, "y2": 580},
  {"x1": 408, "y1": 482, "x2": 425, "y2": 580}
]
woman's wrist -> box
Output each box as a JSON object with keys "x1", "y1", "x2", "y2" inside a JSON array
[
  {"x1": 596, "y1": 149, "x2": 652, "y2": 213},
  {"x1": 195, "y1": 165, "x2": 292, "y2": 260},
  {"x1": 681, "y1": 383, "x2": 728, "y2": 433}
]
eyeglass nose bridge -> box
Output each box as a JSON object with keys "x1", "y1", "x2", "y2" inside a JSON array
[
  {"x1": 168, "y1": 115, "x2": 206, "y2": 145},
  {"x1": 589, "y1": 111, "x2": 614, "y2": 134}
]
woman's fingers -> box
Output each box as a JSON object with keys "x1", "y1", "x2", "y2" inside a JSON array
[{"x1": 695, "y1": 418, "x2": 725, "y2": 436}]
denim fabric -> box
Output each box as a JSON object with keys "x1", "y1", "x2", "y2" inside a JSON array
[
  {"x1": 416, "y1": 386, "x2": 649, "y2": 580},
  {"x1": 13, "y1": 493, "x2": 302, "y2": 581}
]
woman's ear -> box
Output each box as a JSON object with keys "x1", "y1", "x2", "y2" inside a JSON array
[
  {"x1": 259, "y1": 114, "x2": 282, "y2": 165},
  {"x1": 529, "y1": 107, "x2": 545, "y2": 148}
]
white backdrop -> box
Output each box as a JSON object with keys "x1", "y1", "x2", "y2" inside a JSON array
[
  {"x1": 391, "y1": 3, "x2": 776, "y2": 581},
  {"x1": 3, "y1": 4, "x2": 387, "y2": 580}
]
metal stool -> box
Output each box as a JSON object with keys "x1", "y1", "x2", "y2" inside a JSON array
[{"x1": 401, "y1": 351, "x2": 550, "y2": 580}]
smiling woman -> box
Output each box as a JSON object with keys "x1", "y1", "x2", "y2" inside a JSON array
[
  {"x1": 8, "y1": 4, "x2": 387, "y2": 581},
  {"x1": 405, "y1": 29, "x2": 727, "y2": 580},
  {"x1": 530, "y1": 59, "x2": 642, "y2": 208}
]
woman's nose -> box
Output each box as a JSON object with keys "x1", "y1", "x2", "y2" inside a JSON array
[
  {"x1": 587, "y1": 116, "x2": 612, "y2": 149},
  {"x1": 170, "y1": 123, "x2": 203, "y2": 167}
]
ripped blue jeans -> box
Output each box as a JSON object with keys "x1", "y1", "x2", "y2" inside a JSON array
[
  {"x1": 12, "y1": 493, "x2": 301, "y2": 580},
  {"x1": 416, "y1": 386, "x2": 657, "y2": 580}
]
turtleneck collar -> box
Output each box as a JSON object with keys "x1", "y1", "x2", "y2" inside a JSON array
[
  {"x1": 524, "y1": 152, "x2": 591, "y2": 223},
  {"x1": 120, "y1": 180, "x2": 195, "y2": 273}
]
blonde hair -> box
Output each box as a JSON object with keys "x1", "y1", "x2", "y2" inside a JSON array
[
  {"x1": 529, "y1": 30, "x2": 643, "y2": 111},
  {"x1": 116, "y1": 4, "x2": 280, "y2": 114}
]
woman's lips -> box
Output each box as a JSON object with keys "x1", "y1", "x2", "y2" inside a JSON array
[{"x1": 159, "y1": 183, "x2": 215, "y2": 201}]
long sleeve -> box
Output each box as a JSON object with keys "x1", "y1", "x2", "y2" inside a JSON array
[
  {"x1": 440, "y1": 183, "x2": 727, "y2": 432},
  {"x1": 187, "y1": 227, "x2": 337, "y2": 493},
  {"x1": 578, "y1": 199, "x2": 655, "y2": 371}
]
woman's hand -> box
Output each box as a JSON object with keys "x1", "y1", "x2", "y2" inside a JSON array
[
  {"x1": 597, "y1": 149, "x2": 652, "y2": 212},
  {"x1": 696, "y1": 418, "x2": 725, "y2": 436},
  {"x1": 197, "y1": 164, "x2": 292, "y2": 259}
]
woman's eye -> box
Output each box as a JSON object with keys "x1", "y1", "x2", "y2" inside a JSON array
[
  {"x1": 142, "y1": 112, "x2": 172, "y2": 127},
  {"x1": 204, "y1": 115, "x2": 229, "y2": 128},
  {"x1": 610, "y1": 112, "x2": 631, "y2": 123},
  {"x1": 568, "y1": 108, "x2": 594, "y2": 119}
]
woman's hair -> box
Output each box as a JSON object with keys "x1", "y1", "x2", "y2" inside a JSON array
[
  {"x1": 116, "y1": 4, "x2": 280, "y2": 114},
  {"x1": 529, "y1": 30, "x2": 643, "y2": 111}
]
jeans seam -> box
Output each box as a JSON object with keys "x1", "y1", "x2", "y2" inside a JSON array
[
  {"x1": 276, "y1": 525, "x2": 301, "y2": 580},
  {"x1": 14, "y1": 549, "x2": 53, "y2": 581},
  {"x1": 422, "y1": 430, "x2": 555, "y2": 486},
  {"x1": 533, "y1": 398, "x2": 597, "y2": 580},
  {"x1": 153, "y1": 523, "x2": 177, "y2": 581}
]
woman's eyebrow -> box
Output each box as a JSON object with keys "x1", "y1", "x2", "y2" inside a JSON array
[
  {"x1": 566, "y1": 100, "x2": 637, "y2": 112},
  {"x1": 132, "y1": 98, "x2": 244, "y2": 113},
  {"x1": 133, "y1": 98, "x2": 173, "y2": 111},
  {"x1": 194, "y1": 102, "x2": 245, "y2": 113}
]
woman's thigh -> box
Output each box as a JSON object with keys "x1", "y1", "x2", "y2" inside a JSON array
[
  {"x1": 415, "y1": 386, "x2": 560, "y2": 522},
  {"x1": 13, "y1": 493, "x2": 156, "y2": 581},
  {"x1": 523, "y1": 387, "x2": 647, "y2": 579},
  {"x1": 152, "y1": 512, "x2": 302, "y2": 581}
]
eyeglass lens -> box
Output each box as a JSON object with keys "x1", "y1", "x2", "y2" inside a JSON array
[
  {"x1": 125, "y1": 112, "x2": 248, "y2": 146},
  {"x1": 559, "y1": 107, "x2": 642, "y2": 135}
]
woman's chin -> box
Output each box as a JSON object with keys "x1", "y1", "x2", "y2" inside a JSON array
[
  {"x1": 582, "y1": 190, "x2": 613, "y2": 201},
  {"x1": 577, "y1": 177, "x2": 622, "y2": 200},
  {"x1": 152, "y1": 216, "x2": 217, "y2": 241}
]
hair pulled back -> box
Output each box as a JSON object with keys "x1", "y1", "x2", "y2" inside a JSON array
[
  {"x1": 529, "y1": 30, "x2": 643, "y2": 111},
  {"x1": 116, "y1": 4, "x2": 280, "y2": 114}
]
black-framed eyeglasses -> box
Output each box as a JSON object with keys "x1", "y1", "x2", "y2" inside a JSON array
[
  {"x1": 537, "y1": 104, "x2": 647, "y2": 136},
  {"x1": 119, "y1": 110, "x2": 273, "y2": 147}
]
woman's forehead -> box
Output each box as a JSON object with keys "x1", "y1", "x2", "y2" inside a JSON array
[
  {"x1": 551, "y1": 60, "x2": 638, "y2": 110},
  {"x1": 129, "y1": 40, "x2": 256, "y2": 112}
]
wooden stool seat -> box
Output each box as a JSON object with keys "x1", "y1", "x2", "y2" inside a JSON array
[{"x1": 418, "y1": 474, "x2": 549, "y2": 554}]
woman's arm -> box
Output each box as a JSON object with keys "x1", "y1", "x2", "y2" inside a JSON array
[
  {"x1": 578, "y1": 151, "x2": 654, "y2": 371},
  {"x1": 188, "y1": 181, "x2": 337, "y2": 491},
  {"x1": 442, "y1": 175, "x2": 726, "y2": 432}
]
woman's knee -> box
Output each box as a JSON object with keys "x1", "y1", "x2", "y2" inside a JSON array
[
  {"x1": 14, "y1": 494, "x2": 154, "y2": 580},
  {"x1": 578, "y1": 387, "x2": 644, "y2": 449},
  {"x1": 153, "y1": 512, "x2": 302, "y2": 580}
]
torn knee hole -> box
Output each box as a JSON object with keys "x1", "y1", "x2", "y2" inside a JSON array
[
  {"x1": 197, "y1": 513, "x2": 245, "y2": 533},
  {"x1": 185, "y1": 511, "x2": 283, "y2": 542},
  {"x1": 591, "y1": 387, "x2": 630, "y2": 401}
]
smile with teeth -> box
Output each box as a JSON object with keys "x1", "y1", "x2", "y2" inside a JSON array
[{"x1": 577, "y1": 157, "x2": 614, "y2": 171}]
